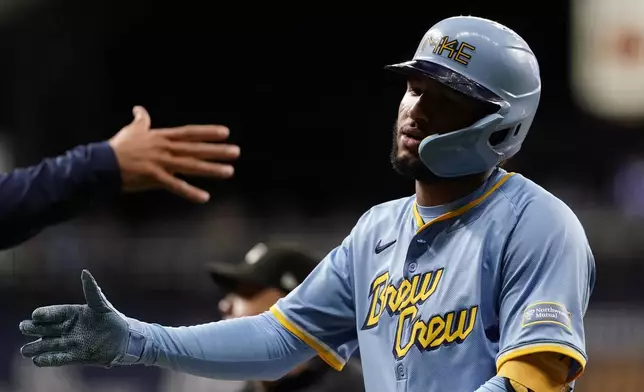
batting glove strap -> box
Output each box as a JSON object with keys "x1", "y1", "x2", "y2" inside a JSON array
[{"x1": 113, "y1": 318, "x2": 149, "y2": 365}]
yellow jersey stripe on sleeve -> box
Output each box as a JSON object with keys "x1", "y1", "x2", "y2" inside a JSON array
[
  {"x1": 270, "y1": 306, "x2": 345, "y2": 371},
  {"x1": 496, "y1": 343, "x2": 587, "y2": 383}
]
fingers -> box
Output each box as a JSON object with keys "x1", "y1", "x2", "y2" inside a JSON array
[
  {"x1": 19, "y1": 320, "x2": 65, "y2": 338},
  {"x1": 21, "y1": 337, "x2": 73, "y2": 358},
  {"x1": 160, "y1": 155, "x2": 235, "y2": 179},
  {"x1": 81, "y1": 270, "x2": 110, "y2": 313},
  {"x1": 132, "y1": 106, "x2": 151, "y2": 130},
  {"x1": 150, "y1": 153, "x2": 236, "y2": 202},
  {"x1": 160, "y1": 125, "x2": 231, "y2": 142},
  {"x1": 31, "y1": 305, "x2": 72, "y2": 324},
  {"x1": 165, "y1": 142, "x2": 240, "y2": 161},
  {"x1": 150, "y1": 167, "x2": 211, "y2": 203},
  {"x1": 33, "y1": 352, "x2": 79, "y2": 368}
]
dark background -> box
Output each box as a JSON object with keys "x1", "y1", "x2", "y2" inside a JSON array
[{"x1": 0, "y1": 0, "x2": 640, "y2": 390}]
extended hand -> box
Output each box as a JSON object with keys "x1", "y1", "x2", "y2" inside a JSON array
[
  {"x1": 109, "y1": 106, "x2": 240, "y2": 203},
  {"x1": 19, "y1": 270, "x2": 129, "y2": 367}
]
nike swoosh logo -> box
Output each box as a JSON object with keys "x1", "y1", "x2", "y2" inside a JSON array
[{"x1": 375, "y1": 239, "x2": 396, "y2": 254}]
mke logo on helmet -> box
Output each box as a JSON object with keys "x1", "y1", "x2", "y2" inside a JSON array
[{"x1": 426, "y1": 35, "x2": 476, "y2": 67}]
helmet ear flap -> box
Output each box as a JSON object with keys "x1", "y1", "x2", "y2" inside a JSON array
[{"x1": 419, "y1": 114, "x2": 505, "y2": 178}]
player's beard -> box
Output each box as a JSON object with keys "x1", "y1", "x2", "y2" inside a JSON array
[{"x1": 390, "y1": 123, "x2": 445, "y2": 184}]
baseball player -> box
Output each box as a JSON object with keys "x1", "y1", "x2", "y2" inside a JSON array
[{"x1": 18, "y1": 16, "x2": 595, "y2": 392}]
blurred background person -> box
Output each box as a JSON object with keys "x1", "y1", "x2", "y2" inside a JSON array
[{"x1": 202, "y1": 242, "x2": 365, "y2": 392}]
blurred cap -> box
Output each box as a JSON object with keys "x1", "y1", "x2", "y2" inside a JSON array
[{"x1": 206, "y1": 242, "x2": 320, "y2": 294}]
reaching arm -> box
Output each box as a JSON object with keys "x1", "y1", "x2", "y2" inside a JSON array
[
  {"x1": 126, "y1": 312, "x2": 316, "y2": 380},
  {"x1": 0, "y1": 105, "x2": 243, "y2": 250},
  {"x1": 19, "y1": 210, "x2": 362, "y2": 377},
  {"x1": 0, "y1": 142, "x2": 121, "y2": 249},
  {"x1": 19, "y1": 270, "x2": 316, "y2": 380},
  {"x1": 19, "y1": 211, "x2": 362, "y2": 377}
]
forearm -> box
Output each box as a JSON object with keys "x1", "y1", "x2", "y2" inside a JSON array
[
  {"x1": 0, "y1": 142, "x2": 121, "y2": 249},
  {"x1": 120, "y1": 312, "x2": 316, "y2": 381}
]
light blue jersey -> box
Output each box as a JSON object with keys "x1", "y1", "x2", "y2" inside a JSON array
[
  {"x1": 271, "y1": 169, "x2": 595, "y2": 392},
  {"x1": 17, "y1": 168, "x2": 596, "y2": 392}
]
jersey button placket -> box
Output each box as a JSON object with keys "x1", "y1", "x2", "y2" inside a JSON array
[
  {"x1": 405, "y1": 235, "x2": 428, "y2": 276},
  {"x1": 394, "y1": 361, "x2": 408, "y2": 392},
  {"x1": 395, "y1": 362, "x2": 406, "y2": 380}
]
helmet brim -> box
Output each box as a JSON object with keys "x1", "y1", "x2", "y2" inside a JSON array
[{"x1": 385, "y1": 60, "x2": 504, "y2": 104}]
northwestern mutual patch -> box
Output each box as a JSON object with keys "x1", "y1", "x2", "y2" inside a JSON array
[{"x1": 521, "y1": 302, "x2": 572, "y2": 332}]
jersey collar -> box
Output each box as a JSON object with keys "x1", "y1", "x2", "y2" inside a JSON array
[{"x1": 412, "y1": 172, "x2": 515, "y2": 234}]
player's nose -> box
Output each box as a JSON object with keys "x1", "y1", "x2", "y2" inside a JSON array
[{"x1": 407, "y1": 98, "x2": 431, "y2": 130}]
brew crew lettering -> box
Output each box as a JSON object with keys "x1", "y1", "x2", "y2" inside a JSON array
[{"x1": 362, "y1": 268, "x2": 479, "y2": 359}]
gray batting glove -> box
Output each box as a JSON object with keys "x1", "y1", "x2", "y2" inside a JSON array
[{"x1": 19, "y1": 270, "x2": 130, "y2": 367}]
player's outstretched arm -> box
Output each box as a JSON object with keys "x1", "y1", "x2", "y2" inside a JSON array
[
  {"x1": 18, "y1": 270, "x2": 316, "y2": 381},
  {"x1": 0, "y1": 106, "x2": 239, "y2": 250}
]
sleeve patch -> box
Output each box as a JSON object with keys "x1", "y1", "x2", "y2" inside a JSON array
[{"x1": 521, "y1": 302, "x2": 572, "y2": 332}]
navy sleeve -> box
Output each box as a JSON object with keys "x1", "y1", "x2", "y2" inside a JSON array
[{"x1": 0, "y1": 141, "x2": 122, "y2": 249}]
